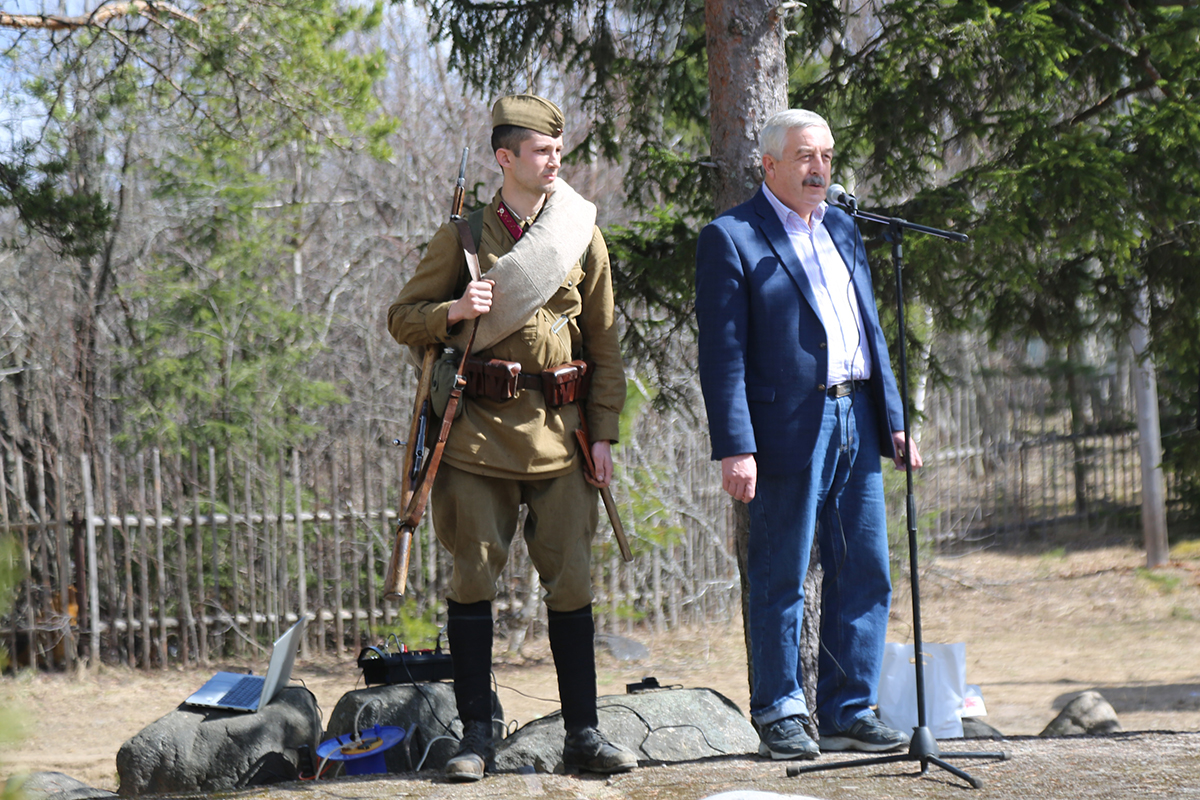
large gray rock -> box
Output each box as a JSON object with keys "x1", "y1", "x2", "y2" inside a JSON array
[
  {"x1": 962, "y1": 717, "x2": 1005, "y2": 739},
  {"x1": 595, "y1": 633, "x2": 650, "y2": 662},
  {"x1": 494, "y1": 687, "x2": 758, "y2": 773},
  {"x1": 1040, "y1": 690, "x2": 1122, "y2": 736},
  {"x1": 325, "y1": 683, "x2": 503, "y2": 774},
  {"x1": 115, "y1": 686, "x2": 321, "y2": 796},
  {"x1": 5, "y1": 772, "x2": 117, "y2": 800}
]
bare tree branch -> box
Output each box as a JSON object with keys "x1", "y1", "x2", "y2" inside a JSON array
[{"x1": 0, "y1": 1, "x2": 197, "y2": 31}]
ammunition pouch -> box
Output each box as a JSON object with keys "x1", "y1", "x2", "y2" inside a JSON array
[
  {"x1": 539, "y1": 360, "x2": 592, "y2": 408},
  {"x1": 464, "y1": 357, "x2": 522, "y2": 402},
  {"x1": 456, "y1": 357, "x2": 593, "y2": 408}
]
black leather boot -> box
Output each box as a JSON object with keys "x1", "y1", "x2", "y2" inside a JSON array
[
  {"x1": 549, "y1": 605, "x2": 637, "y2": 774},
  {"x1": 445, "y1": 599, "x2": 495, "y2": 782}
]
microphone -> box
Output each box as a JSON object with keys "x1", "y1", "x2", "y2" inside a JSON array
[{"x1": 826, "y1": 183, "x2": 857, "y2": 210}]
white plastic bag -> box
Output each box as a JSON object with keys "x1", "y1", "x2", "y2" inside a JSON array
[{"x1": 876, "y1": 642, "x2": 966, "y2": 739}]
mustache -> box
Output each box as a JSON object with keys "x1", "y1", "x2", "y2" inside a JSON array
[{"x1": 802, "y1": 175, "x2": 826, "y2": 187}]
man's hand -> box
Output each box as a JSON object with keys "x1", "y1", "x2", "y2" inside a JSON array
[
  {"x1": 585, "y1": 440, "x2": 614, "y2": 488},
  {"x1": 721, "y1": 453, "x2": 757, "y2": 503},
  {"x1": 890, "y1": 432, "x2": 924, "y2": 470},
  {"x1": 448, "y1": 278, "x2": 495, "y2": 325}
]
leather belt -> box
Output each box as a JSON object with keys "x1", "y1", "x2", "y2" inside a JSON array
[
  {"x1": 827, "y1": 379, "x2": 869, "y2": 398},
  {"x1": 462, "y1": 357, "x2": 589, "y2": 406},
  {"x1": 515, "y1": 372, "x2": 542, "y2": 391}
]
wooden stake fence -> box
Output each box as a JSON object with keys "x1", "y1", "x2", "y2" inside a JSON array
[
  {"x1": 1, "y1": 357, "x2": 1193, "y2": 670},
  {"x1": 0, "y1": 426, "x2": 740, "y2": 670}
]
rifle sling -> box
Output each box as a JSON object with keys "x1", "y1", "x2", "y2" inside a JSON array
[
  {"x1": 453, "y1": 217, "x2": 485, "y2": 283},
  {"x1": 398, "y1": 218, "x2": 483, "y2": 528}
]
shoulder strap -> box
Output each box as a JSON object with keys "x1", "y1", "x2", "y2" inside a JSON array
[
  {"x1": 453, "y1": 216, "x2": 483, "y2": 283},
  {"x1": 447, "y1": 180, "x2": 596, "y2": 354},
  {"x1": 468, "y1": 207, "x2": 485, "y2": 254}
]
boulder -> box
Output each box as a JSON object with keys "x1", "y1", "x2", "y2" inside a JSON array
[
  {"x1": 325, "y1": 682, "x2": 503, "y2": 774},
  {"x1": 961, "y1": 717, "x2": 1005, "y2": 739},
  {"x1": 115, "y1": 686, "x2": 321, "y2": 796},
  {"x1": 494, "y1": 686, "x2": 758, "y2": 773},
  {"x1": 595, "y1": 633, "x2": 650, "y2": 662},
  {"x1": 4, "y1": 772, "x2": 117, "y2": 800},
  {"x1": 1040, "y1": 690, "x2": 1122, "y2": 736}
]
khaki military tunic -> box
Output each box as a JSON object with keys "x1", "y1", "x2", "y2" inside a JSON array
[
  {"x1": 386, "y1": 190, "x2": 626, "y2": 609},
  {"x1": 387, "y1": 190, "x2": 625, "y2": 479}
]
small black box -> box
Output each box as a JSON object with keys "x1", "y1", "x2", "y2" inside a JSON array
[
  {"x1": 626, "y1": 676, "x2": 661, "y2": 694},
  {"x1": 357, "y1": 646, "x2": 454, "y2": 685}
]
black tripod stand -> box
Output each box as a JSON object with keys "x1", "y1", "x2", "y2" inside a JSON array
[{"x1": 788, "y1": 206, "x2": 1009, "y2": 789}]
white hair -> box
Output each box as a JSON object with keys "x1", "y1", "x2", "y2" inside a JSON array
[{"x1": 760, "y1": 109, "x2": 832, "y2": 159}]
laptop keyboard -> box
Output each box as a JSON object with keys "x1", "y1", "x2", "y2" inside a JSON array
[{"x1": 219, "y1": 676, "x2": 263, "y2": 707}]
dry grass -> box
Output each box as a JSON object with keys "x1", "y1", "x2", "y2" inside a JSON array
[{"x1": 3, "y1": 539, "x2": 1199, "y2": 795}]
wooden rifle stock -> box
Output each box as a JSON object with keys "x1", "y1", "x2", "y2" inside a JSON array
[{"x1": 383, "y1": 521, "x2": 414, "y2": 599}]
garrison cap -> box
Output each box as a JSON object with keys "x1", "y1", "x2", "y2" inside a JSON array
[{"x1": 491, "y1": 94, "x2": 564, "y2": 138}]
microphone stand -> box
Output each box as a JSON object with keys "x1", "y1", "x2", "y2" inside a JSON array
[{"x1": 787, "y1": 204, "x2": 1009, "y2": 789}]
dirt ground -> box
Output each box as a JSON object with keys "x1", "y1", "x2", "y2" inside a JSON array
[{"x1": 3, "y1": 541, "x2": 1200, "y2": 795}]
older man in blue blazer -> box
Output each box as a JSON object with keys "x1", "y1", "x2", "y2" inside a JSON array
[{"x1": 696, "y1": 108, "x2": 923, "y2": 760}]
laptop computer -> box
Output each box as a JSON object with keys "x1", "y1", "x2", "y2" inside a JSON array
[{"x1": 184, "y1": 617, "x2": 306, "y2": 712}]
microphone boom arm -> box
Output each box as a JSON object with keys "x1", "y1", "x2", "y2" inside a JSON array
[{"x1": 849, "y1": 208, "x2": 968, "y2": 243}]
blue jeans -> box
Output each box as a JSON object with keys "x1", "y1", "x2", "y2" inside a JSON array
[{"x1": 747, "y1": 390, "x2": 892, "y2": 735}]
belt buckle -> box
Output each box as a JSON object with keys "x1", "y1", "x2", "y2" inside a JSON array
[{"x1": 831, "y1": 382, "x2": 851, "y2": 398}]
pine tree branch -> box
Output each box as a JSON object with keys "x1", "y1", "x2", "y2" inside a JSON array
[
  {"x1": 1054, "y1": 1, "x2": 1173, "y2": 99},
  {"x1": 1053, "y1": 3, "x2": 1138, "y2": 59},
  {"x1": 1064, "y1": 78, "x2": 1159, "y2": 128}
]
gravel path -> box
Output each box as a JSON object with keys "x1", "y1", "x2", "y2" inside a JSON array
[{"x1": 249, "y1": 731, "x2": 1200, "y2": 800}]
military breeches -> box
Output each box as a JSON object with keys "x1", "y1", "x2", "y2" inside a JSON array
[{"x1": 430, "y1": 463, "x2": 599, "y2": 611}]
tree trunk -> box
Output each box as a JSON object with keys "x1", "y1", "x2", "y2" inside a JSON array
[
  {"x1": 70, "y1": 127, "x2": 127, "y2": 462},
  {"x1": 1065, "y1": 341, "x2": 1089, "y2": 517},
  {"x1": 705, "y1": 0, "x2": 787, "y2": 212},
  {"x1": 706, "y1": 0, "x2": 821, "y2": 737},
  {"x1": 1130, "y1": 289, "x2": 1168, "y2": 567}
]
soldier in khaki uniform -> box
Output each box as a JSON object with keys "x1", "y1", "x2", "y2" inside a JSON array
[{"x1": 386, "y1": 94, "x2": 635, "y2": 781}]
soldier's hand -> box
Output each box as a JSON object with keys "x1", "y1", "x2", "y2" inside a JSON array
[
  {"x1": 585, "y1": 440, "x2": 614, "y2": 488},
  {"x1": 448, "y1": 278, "x2": 495, "y2": 325}
]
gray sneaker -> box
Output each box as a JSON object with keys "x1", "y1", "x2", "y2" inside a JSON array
[
  {"x1": 757, "y1": 715, "x2": 820, "y2": 760},
  {"x1": 562, "y1": 726, "x2": 638, "y2": 774},
  {"x1": 820, "y1": 715, "x2": 910, "y2": 753},
  {"x1": 444, "y1": 720, "x2": 494, "y2": 782}
]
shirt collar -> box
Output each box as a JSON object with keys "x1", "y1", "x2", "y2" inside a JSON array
[{"x1": 762, "y1": 182, "x2": 826, "y2": 231}]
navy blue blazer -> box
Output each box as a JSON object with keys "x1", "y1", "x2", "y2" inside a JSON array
[{"x1": 695, "y1": 187, "x2": 905, "y2": 474}]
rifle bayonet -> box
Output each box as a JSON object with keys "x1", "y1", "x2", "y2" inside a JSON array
[{"x1": 450, "y1": 147, "x2": 469, "y2": 220}]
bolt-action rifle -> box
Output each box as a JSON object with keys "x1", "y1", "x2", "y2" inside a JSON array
[{"x1": 384, "y1": 148, "x2": 481, "y2": 600}]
